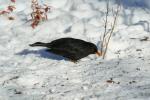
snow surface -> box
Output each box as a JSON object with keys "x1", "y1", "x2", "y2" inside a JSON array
[{"x1": 0, "y1": 0, "x2": 150, "y2": 100}]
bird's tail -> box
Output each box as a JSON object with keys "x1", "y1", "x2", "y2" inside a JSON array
[{"x1": 29, "y1": 42, "x2": 48, "y2": 47}]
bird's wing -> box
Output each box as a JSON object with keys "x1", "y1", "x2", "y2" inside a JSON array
[{"x1": 47, "y1": 48, "x2": 78, "y2": 60}]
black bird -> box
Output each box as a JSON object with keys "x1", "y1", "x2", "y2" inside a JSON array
[{"x1": 30, "y1": 38, "x2": 101, "y2": 62}]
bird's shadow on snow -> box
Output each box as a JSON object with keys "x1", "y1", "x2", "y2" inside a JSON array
[{"x1": 16, "y1": 49, "x2": 66, "y2": 61}]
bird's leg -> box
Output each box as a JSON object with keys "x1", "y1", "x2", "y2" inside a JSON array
[{"x1": 69, "y1": 59, "x2": 78, "y2": 63}]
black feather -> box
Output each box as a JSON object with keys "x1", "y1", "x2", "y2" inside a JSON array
[{"x1": 30, "y1": 38, "x2": 98, "y2": 61}]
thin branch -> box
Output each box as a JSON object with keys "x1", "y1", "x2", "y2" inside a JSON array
[
  {"x1": 102, "y1": 2, "x2": 120, "y2": 59},
  {"x1": 101, "y1": 0, "x2": 109, "y2": 53}
]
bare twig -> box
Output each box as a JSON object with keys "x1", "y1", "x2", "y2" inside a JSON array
[
  {"x1": 100, "y1": 0, "x2": 120, "y2": 59},
  {"x1": 101, "y1": 0, "x2": 109, "y2": 53},
  {"x1": 103, "y1": 2, "x2": 120, "y2": 59}
]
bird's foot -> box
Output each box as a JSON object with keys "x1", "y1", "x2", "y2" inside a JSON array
[{"x1": 69, "y1": 59, "x2": 78, "y2": 63}]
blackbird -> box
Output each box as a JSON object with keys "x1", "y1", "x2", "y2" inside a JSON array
[{"x1": 30, "y1": 37, "x2": 101, "y2": 62}]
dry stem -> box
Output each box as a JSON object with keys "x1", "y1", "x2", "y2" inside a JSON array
[{"x1": 101, "y1": 0, "x2": 120, "y2": 59}]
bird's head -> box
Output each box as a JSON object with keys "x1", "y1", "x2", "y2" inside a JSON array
[{"x1": 90, "y1": 43, "x2": 102, "y2": 56}]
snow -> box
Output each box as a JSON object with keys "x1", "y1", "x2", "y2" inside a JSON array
[{"x1": 0, "y1": 0, "x2": 150, "y2": 100}]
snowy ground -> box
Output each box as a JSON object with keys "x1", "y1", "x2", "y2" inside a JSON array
[{"x1": 0, "y1": 0, "x2": 150, "y2": 100}]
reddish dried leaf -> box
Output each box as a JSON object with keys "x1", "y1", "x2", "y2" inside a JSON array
[
  {"x1": 11, "y1": 0, "x2": 16, "y2": 3},
  {"x1": 106, "y1": 80, "x2": 115, "y2": 83},
  {"x1": 0, "y1": 10, "x2": 10, "y2": 15},
  {"x1": 31, "y1": 20, "x2": 39, "y2": 28},
  {"x1": 31, "y1": 23, "x2": 36, "y2": 29},
  {"x1": 30, "y1": 0, "x2": 51, "y2": 28},
  {"x1": 8, "y1": 6, "x2": 16, "y2": 12}
]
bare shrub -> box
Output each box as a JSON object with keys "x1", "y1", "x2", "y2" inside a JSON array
[
  {"x1": 100, "y1": 0, "x2": 120, "y2": 59},
  {"x1": 0, "y1": 0, "x2": 16, "y2": 20},
  {"x1": 31, "y1": 0, "x2": 51, "y2": 28}
]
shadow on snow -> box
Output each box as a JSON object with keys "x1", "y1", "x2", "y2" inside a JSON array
[{"x1": 16, "y1": 49, "x2": 66, "y2": 61}]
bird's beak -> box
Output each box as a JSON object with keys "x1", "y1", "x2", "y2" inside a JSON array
[{"x1": 96, "y1": 51, "x2": 102, "y2": 56}]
